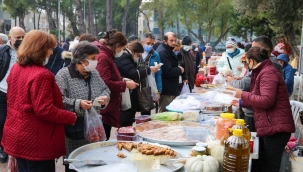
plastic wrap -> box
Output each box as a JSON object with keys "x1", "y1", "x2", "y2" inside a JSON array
[{"x1": 84, "y1": 108, "x2": 106, "y2": 142}]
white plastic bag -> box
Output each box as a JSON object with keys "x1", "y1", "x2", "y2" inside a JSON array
[
  {"x1": 212, "y1": 74, "x2": 226, "y2": 84},
  {"x1": 192, "y1": 86, "x2": 198, "y2": 93},
  {"x1": 180, "y1": 83, "x2": 191, "y2": 95},
  {"x1": 147, "y1": 74, "x2": 158, "y2": 101},
  {"x1": 84, "y1": 107, "x2": 106, "y2": 143},
  {"x1": 121, "y1": 88, "x2": 131, "y2": 110}
]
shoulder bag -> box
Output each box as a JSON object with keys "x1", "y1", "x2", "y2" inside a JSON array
[{"x1": 137, "y1": 69, "x2": 155, "y2": 112}]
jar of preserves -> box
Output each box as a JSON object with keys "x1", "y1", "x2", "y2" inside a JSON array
[{"x1": 192, "y1": 146, "x2": 206, "y2": 156}]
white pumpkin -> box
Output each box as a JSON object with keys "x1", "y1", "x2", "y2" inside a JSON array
[
  {"x1": 185, "y1": 155, "x2": 219, "y2": 172},
  {"x1": 210, "y1": 136, "x2": 225, "y2": 168}
]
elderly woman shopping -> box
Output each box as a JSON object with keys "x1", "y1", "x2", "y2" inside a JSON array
[{"x1": 55, "y1": 41, "x2": 110, "y2": 172}]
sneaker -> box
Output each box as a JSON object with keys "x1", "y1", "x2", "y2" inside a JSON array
[{"x1": 0, "y1": 147, "x2": 8, "y2": 163}]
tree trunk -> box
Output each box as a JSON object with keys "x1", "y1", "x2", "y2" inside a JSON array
[
  {"x1": 139, "y1": 10, "x2": 151, "y2": 32},
  {"x1": 74, "y1": 0, "x2": 86, "y2": 34},
  {"x1": 46, "y1": 0, "x2": 56, "y2": 31},
  {"x1": 106, "y1": 0, "x2": 113, "y2": 31},
  {"x1": 0, "y1": 20, "x2": 4, "y2": 33},
  {"x1": 176, "y1": 16, "x2": 180, "y2": 38},
  {"x1": 19, "y1": 15, "x2": 26, "y2": 30},
  {"x1": 38, "y1": 10, "x2": 41, "y2": 30},
  {"x1": 121, "y1": 0, "x2": 130, "y2": 35},
  {"x1": 88, "y1": 0, "x2": 95, "y2": 34},
  {"x1": 63, "y1": 14, "x2": 66, "y2": 40},
  {"x1": 212, "y1": 26, "x2": 233, "y2": 48},
  {"x1": 33, "y1": 12, "x2": 36, "y2": 29},
  {"x1": 285, "y1": 30, "x2": 300, "y2": 59}
]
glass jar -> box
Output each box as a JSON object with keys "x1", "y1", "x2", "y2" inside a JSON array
[{"x1": 192, "y1": 146, "x2": 206, "y2": 156}]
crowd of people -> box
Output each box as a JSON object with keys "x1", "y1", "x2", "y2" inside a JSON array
[{"x1": 0, "y1": 26, "x2": 297, "y2": 172}]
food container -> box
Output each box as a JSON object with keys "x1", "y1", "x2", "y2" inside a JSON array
[
  {"x1": 209, "y1": 66, "x2": 216, "y2": 75},
  {"x1": 134, "y1": 115, "x2": 151, "y2": 124},
  {"x1": 192, "y1": 146, "x2": 206, "y2": 156},
  {"x1": 182, "y1": 110, "x2": 200, "y2": 122},
  {"x1": 116, "y1": 132, "x2": 139, "y2": 141},
  {"x1": 216, "y1": 113, "x2": 236, "y2": 140},
  {"x1": 117, "y1": 126, "x2": 135, "y2": 136},
  {"x1": 204, "y1": 104, "x2": 224, "y2": 111},
  {"x1": 184, "y1": 127, "x2": 211, "y2": 142}
]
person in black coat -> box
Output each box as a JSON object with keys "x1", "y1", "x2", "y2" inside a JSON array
[
  {"x1": 156, "y1": 32, "x2": 184, "y2": 112},
  {"x1": 45, "y1": 44, "x2": 64, "y2": 75},
  {"x1": 115, "y1": 41, "x2": 158, "y2": 126}
]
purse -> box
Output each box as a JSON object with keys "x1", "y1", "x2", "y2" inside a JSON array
[{"x1": 137, "y1": 69, "x2": 155, "y2": 112}]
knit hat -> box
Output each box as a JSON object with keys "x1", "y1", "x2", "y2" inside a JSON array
[
  {"x1": 182, "y1": 36, "x2": 192, "y2": 45},
  {"x1": 274, "y1": 43, "x2": 285, "y2": 51},
  {"x1": 226, "y1": 37, "x2": 237, "y2": 47}
]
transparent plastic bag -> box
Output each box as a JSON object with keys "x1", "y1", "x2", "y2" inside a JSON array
[
  {"x1": 121, "y1": 88, "x2": 131, "y2": 110},
  {"x1": 147, "y1": 74, "x2": 158, "y2": 101},
  {"x1": 212, "y1": 74, "x2": 226, "y2": 84},
  {"x1": 180, "y1": 83, "x2": 191, "y2": 95},
  {"x1": 84, "y1": 107, "x2": 106, "y2": 142}
]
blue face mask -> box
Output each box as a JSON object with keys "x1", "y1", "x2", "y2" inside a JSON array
[
  {"x1": 174, "y1": 51, "x2": 179, "y2": 55},
  {"x1": 144, "y1": 45, "x2": 153, "y2": 52}
]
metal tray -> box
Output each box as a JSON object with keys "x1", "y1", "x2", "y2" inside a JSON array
[
  {"x1": 139, "y1": 135, "x2": 197, "y2": 146},
  {"x1": 68, "y1": 141, "x2": 185, "y2": 172}
]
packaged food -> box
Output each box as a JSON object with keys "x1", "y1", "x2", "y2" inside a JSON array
[
  {"x1": 205, "y1": 104, "x2": 224, "y2": 111},
  {"x1": 182, "y1": 110, "x2": 200, "y2": 122},
  {"x1": 116, "y1": 132, "x2": 139, "y2": 141},
  {"x1": 151, "y1": 112, "x2": 182, "y2": 121},
  {"x1": 216, "y1": 113, "x2": 236, "y2": 140},
  {"x1": 184, "y1": 127, "x2": 211, "y2": 141},
  {"x1": 192, "y1": 146, "x2": 207, "y2": 156},
  {"x1": 117, "y1": 126, "x2": 135, "y2": 136},
  {"x1": 134, "y1": 115, "x2": 151, "y2": 124}
]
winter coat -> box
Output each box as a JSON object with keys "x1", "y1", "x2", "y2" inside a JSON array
[
  {"x1": 205, "y1": 46, "x2": 212, "y2": 57},
  {"x1": 156, "y1": 43, "x2": 182, "y2": 96},
  {"x1": 148, "y1": 51, "x2": 162, "y2": 92},
  {"x1": 2, "y1": 64, "x2": 76, "y2": 161},
  {"x1": 93, "y1": 42, "x2": 126, "y2": 128},
  {"x1": 216, "y1": 48, "x2": 245, "y2": 76},
  {"x1": 277, "y1": 54, "x2": 294, "y2": 95},
  {"x1": 241, "y1": 59, "x2": 295, "y2": 137},
  {"x1": 270, "y1": 54, "x2": 284, "y2": 75},
  {"x1": 45, "y1": 45, "x2": 64, "y2": 75}
]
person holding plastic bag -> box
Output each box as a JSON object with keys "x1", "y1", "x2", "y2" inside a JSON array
[
  {"x1": 212, "y1": 66, "x2": 233, "y2": 84},
  {"x1": 55, "y1": 41, "x2": 110, "y2": 172},
  {"x1": 116, "y1": 41, "x2": 158, "y2": 126}
]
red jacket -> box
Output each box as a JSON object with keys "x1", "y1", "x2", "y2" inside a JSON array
[
  {"x1": 93, "y1": 42, "x2": 126, "y2": 128},
  {"x1": 2, "y1": 64, "x2": 76, "y2": 161},
  {"x1": 241, "y1": 59, "x2": 295, "y2": 137}
]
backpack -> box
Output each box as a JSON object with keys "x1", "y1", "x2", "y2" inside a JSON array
[{"x1": 0, "y1": 45, "x2": 11, "y2": 82}]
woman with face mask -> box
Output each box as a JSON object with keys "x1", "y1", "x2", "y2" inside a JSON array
[
  {"x1": 55, "y1": 41, "x2": 110, "y2": 172},
  {"x1": 232, "y1": 46, "x2": 295, "y2": 172},
  {"x1": 92, "y1": 29, "x2": 138, "y2": 140},
  {"x1": 115, "y1": 41, "x2": 158, "y2": 126}
]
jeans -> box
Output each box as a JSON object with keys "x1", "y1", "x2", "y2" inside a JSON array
[
  {"x1": 258, "y1": 132, "x2": 291, "y2": 172},
  {"x1": 0, "y1": 91, "x2": 7, "y2": 145},
  {"x1": 16, "y1": 157, "x2": 55, "y2": 172}
]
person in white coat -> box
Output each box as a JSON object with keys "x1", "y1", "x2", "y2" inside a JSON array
[{"x1": 216, "y1": 37, "x2": 245, "y2": 77}]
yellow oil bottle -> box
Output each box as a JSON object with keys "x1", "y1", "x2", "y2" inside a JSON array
[{"x1": 228, "y1": 119, "x2": 251, "y2": 143}]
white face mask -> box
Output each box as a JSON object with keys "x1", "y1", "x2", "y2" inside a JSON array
[
  {"x1": 82, "y1": 59, "x2": 98, "y2": 72},
  {"x1": 115, "y1": 50, "x2": 123, "y2": 58},
  {"x1": 183, "y1": 45, "x2": 191, "y2": 52},
  {"x1": 226, "y1": 48, "x2": 235, "y2": 54},
  {"x1": 43, "y1": 57, "x2": 49, "y2": 66},
  {"x1": 278, "y1": 49, "x2": 283, "y2": 53}
]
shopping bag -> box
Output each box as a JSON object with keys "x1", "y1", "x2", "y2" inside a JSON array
[
  {"x1": 84, "y1": 107, "x2": 106, "y2": 143},
  {"x1": 180, "y1": 83, "x2": 190, "y2": 95},
  {"x1": 137, "y1": 70, "x2": 155, "y2": 112},
  {"x1": 121, "y1": 88, "x2": 131, "y2": 110},
  {"x1": 147, "y1": 74, "x2": 158, "y2": 101}
]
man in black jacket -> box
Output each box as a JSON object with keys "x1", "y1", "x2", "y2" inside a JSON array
[{"x1": 156, "y1": 32, "x2": 184, "y2": 112}]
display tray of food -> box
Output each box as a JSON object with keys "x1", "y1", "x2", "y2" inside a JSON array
[
  {"x1": 136, "y1": 121, "x2": 214, "y2": 146},
  {"x1": 68, "y1": 141, "x2": 185, "y2": 172},
  {"x1": 200, "y1": 84, "x2": 221, "y2": 89}
]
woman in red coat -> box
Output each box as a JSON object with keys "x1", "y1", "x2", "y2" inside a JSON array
[
  {"x1": 2, "y1": 30, "x2": 77, "y2": 172},
  {"x1": 93, "y1": 30, "x2": 138, "y2": 139},
  {"x1": 233, "y1": 46, "x2": 295, "y2": 172}
]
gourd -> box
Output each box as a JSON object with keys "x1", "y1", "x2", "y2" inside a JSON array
[
  {"x1": 185, "y1": 155, "x2": 219, "y2": 172},
  {"x1": 210, "y1": 136, "x2": 225, "y2": 169}
]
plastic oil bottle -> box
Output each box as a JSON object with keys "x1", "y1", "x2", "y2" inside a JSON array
[
  {"x1": 228, "y1": 119, "x2": 251, "y2": 143},
  {"x1": 222, "y1": 129, "x2": 250, "y2": 172},
  {"x1": 216, "y1": 113, "x2": 236, "y2": 140}
]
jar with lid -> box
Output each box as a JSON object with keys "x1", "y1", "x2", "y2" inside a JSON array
[
  {"x1": 216, "y1": 113, "x2": 236, "y2": 140},
  {"x1": 192, "y1": 146, "x2": 207, "y2": 156}
]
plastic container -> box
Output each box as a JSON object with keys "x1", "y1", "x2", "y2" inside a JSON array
[
  {"x1": 116, "y1": 132, "x2": 139, "y2": 141},
  {"x1": 182, "y1": 110, "x2": 200, "y2": 122},
  {"x1": 229, "y1": 119, "x2": 251, "y2": 142},
  {"x1": 134, "y1": 115, "x2": 151, "y2": 124},
  {"x1": 216, "y1": 113, "x2": 236, "y2": 140},
  {"x1": 184, "y1": 127, "x2": 211, "y2": 141},
  {"x1": 222, "y1": 129, "x2": 250, "y2": 172},
  {"x1": 209, "y1": 66, "x2": 216, "y2": 75},
  {"x1": 192, "y1": 146, "x2": 206, "y2": 156},
  {"x1": 117, "y1": 126, "x2": 135, "y2": 136}
]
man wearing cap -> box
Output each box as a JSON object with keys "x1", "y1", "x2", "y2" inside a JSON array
[
  {"x1": 176, "y1": 36, "x2": 195, "y2": 92},
  {"x1": 216, "y1": 37, "x2": 245, "y2": 77}
]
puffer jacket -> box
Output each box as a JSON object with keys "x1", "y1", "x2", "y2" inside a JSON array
[
  {"x1": 277, "y1": 54, "x2": 294, "y2": 95},
  {"x1": 241, "y1": 59, "x2": 295, "y2": 137},
  {"x1": 216, "y1": 48, "x2": 245, "y2": 76}
]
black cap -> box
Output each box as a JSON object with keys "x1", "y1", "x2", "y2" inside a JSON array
[
  {"x1": 182, "y1": 36, "x2": 192, "y2": 45},
  {"x1": 128, "y1": 35, "x2": 138, "y2": 42}
]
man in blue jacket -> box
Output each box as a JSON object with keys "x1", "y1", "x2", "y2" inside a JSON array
[
  {"x1": 141, "y1": 32, "x2": 162, "y2": 114},
  {"x1": 277, "y1": 54, "x2": 294, "y2": 96},
  {"x1": 156, "y1": 32, "x2": 184, "y2": 112}
]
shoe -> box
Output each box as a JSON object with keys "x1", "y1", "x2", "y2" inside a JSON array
[{"x1": 0, "y1": 146, "x2": 8, "y2": 163}]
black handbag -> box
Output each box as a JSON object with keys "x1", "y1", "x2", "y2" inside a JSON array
[{"x1": 137, "y1": 69, "x2": 155, "y2": 112}]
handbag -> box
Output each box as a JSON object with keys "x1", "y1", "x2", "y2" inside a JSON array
[{"x1": 137, "y1": 69, "x2": 155, "y2": 112}]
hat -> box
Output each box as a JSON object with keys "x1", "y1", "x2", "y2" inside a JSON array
[
  {"x1": 226, "y1": 37, "x2": 237, "y2": 47},
  {"x1": 275, "y1": 43, "x2": 285, "y2": 51},
  {"x1": 182, "y1": 36, "x2": 192, "y2": 45},
  {"x1": 277, "y1": 54, "x2": 289, "y2": 63},
  {"x1": 128, "y1": 35, "x2": 138, "y2": 42}
]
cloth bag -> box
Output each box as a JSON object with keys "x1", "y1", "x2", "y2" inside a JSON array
[
  {"x1": 121, "y1": 87, "x2": 131, "y2": 110},
  {"x1": 137, "y1": 70, "x2": 155, "y2": 112},
  {"x1": 180, "y1": 83, "x2": 190, "y2": 95},
  {"x1": 147, "y1": 74, "x2": 158, "y2": 101},
  {"x1": 84, "y1": 107, "x2": 106, "y2": 143}
]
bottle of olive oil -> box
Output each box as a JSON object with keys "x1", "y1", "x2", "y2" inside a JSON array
[{"x1": 228, "y1": 119, "x2": 251, "y2": 142}]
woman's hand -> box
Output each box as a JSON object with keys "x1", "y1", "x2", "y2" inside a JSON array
[
  {"x1": 235, "y1": 89, "x2": 243, "y2": 98},
  {"x1": 80, "y1": 100, "x2": 93, "y2": 110},
  {"x1": 96, "y1": 96, "x2": 108, "y2": 105},
  {"x1": 150, "y1": 66, "x2": 159, "y2": 73},
  {"x1": 126, "y1": 80, "x2": 139, "y2": 90},
  {"x1": 231, "y1": 99, "x2": 239, "y2": 107}
]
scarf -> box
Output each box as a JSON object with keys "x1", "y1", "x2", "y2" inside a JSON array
[{"x1": 227, "y1": 48, "x2": 240, "y2": 58}]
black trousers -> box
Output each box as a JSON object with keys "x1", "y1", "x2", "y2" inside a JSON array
[
  {"x1": 244, "y1": 115, "x2": 256, "y2": 132},
  {"x1": 16, "y1": 157, "x2": 55, "y2": 172},
  {"x1": 103, "y1": 123, "x2": 112, "y2": 140},
  {"x1": 257, "y1": 132, "x2": 291, "y2": 172},
  {"x1": 0, "y1": 91, "x2": 7, "y2": 146},
  {"x1": 120, "y1": 109, "x2": 136, "y2": 127}
]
